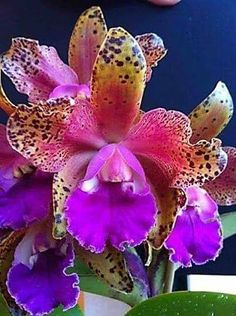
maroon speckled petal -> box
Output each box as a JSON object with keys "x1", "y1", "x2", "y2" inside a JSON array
[
  {"x1": 0, "y1": 38, "x2": 78, "y2": 102},
  {"x1": 204, "y1": 147, "x2": 236, "y2": 205}
]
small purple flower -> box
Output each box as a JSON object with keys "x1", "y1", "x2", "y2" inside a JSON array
[
  {"x1": 165, "y1": 186, "x2": 222, "y2": 267},
  {"x1": 7, "y1": 224, "x2": 79, "y2": 315}
]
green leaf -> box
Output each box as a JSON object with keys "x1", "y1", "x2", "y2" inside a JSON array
[
  {"x1": 50, "y1": 305, "x2": 83, "y2": 316},
  {"x1": 221, "y1": 212, "x2": 236, "y2": 239},
  {"x1": 125, "y1": 291, "x2": 236, "y2": 316},
  {"x1": 0, "y1": 294, "x2": 10, "y2": 316}
]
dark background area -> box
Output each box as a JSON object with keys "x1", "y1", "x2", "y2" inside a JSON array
[{"x1": 1, "y1": 0, "x2": 236, "y2": 287}]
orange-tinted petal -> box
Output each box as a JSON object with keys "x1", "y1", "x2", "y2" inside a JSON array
[
  {"x1": 0, "y1": 72, "x2": 16, "y2": 115},
  {"x1": 204, "y1": 147, "x2": 236, "y2": 206},
  {"x1": 124, "y1": 108, "x2": 227, "y2": 188},
  {"x1": 68, "y1": 6, "x2": 107, "y2": 83},
  {"x1": 90, "y1": 27, "x2": 146, "y2": 142},
  {"x1": 53, "y1": 153, "x2": 93, "y2": 239},
  {"x1": 7, "y1": 98, "x2": 104, "y2": 172},
  {"x1": 75, "y1": 244, "x2": 133, "y2": 293},
  {"x1": 136, "y1": 33, "x2": 167, "y2": 82},
  {"x1": 189, "y1": 82, "x2": 233, "y2": 143},
  {"x1": 138, "y1": 155, "x2": 186, "y2": 248}
]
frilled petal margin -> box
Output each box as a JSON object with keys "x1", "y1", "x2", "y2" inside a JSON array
[
  {"x1": 164, "y1": 187, "x2": 222, "y2": 267},
  {"x1": 66, "y1": 182, "x2": 156, "y2": 253},
  {"x1": 0, "y1": 172, "x2": 51, "y2": 230},
  {"x1": 124, "y1": 108, "x2": 227, "y2": 188},
  {"x1": 7, "y1": 242, "x2": 79, "y2": 315}
]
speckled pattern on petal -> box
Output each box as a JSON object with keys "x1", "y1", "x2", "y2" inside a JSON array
[
  {"x1": 91, "y1": 27, "x2": 146, "y2": 142},
  {"x1": 136, "y1": 33, "x2": 167, "y2": 82},
  {"x1": 68, "y1": 6, "x2": 107, "y2": 83},
  {"x1": 189, "y1": 82, "x2": 233, "y2": 143},
  {"x1": 0, "y1": 38, "x2": 78, "y2": 102},
  {"x1": 7, "y1": 98, "x2": 104, "y2": 172},
  {"x1": 75, "y1": 244, "x2": 134, "y2": 293},
  {"x1": 124, "y1": 108, "x2": 227, "y2": 188},
  {"x1": 204, "y1": 147, "x2": 236, "y2": 205}
]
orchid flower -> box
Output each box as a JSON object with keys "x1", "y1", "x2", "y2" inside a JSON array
[
  {"x1": 1, "y1": 5, "x2": 235, "y2": 314},
  {"x1": 1, "y1": 7, "x2": 168, "y2": 314},
  {"x1": 164, "y1": 81, "x2": 236, "y2": 267},
  {"x1": 0, "y1": 122, "x2": 81, "y2": 315},
  {"x1": 6, "y1": 26, "x2": 227, "y2": 260},
  {"x1": 0, "y1": 6, "x2": 166, "y2": 103},
  {"x1": 0, "y1": 112, "x2": 133, "y2": 315}
]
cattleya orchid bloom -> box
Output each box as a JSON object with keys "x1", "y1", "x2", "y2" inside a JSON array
[
  {"x1": 164, "y1": 81, "x2": 236, "y2": 267},
  {"x1": 6, "y1": 24, "x2": 228, "y2": 259},
  {"x1": 0, "y1": 100, "x2": 134, "y2": 314},
  {"x1": 0, "y1": 5, "x2": 236, "y2": 315},
  {"x1": 0, "y1": 123, "x2": 80, "y2": 315},
  {"x1": 0, "y1": 6, "x2": 166, "y2": 103}
]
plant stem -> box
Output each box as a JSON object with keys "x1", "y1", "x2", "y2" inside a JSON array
[
  {"x1": 147, "y1": 248, "x2": 168, "y2": 297},
  {"x1": 163, "y1": 260, "x2": 175, "y2": 293}
]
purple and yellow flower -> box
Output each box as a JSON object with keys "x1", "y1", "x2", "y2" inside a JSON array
[
  {"x1": 0, "y1": 6, "x2": 167, "y2": 314},
  {"x1": 164, "y1": 82, "x2": 236, "y2": 267},
  {"x1": 6, "y1": 25, "x2": 227, "y2": 258},
  {"x1": 0, "y1": 5, "x2": 235, "y2": 314}
]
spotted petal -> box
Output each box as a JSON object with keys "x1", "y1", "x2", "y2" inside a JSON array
[
  {"x1": 75, "y1": 244, "x2": 134, "y2": 293},
  {"x1": 124, "y1": 108, "x2": 227, "y2": 188},
  {"x1": 165, "y1": 187, "x2": 222, "y2": 267},
  {"x1": 91, "y1": 27, "x2": 146, "y2": 142},
  {"x1": 0, "y1": 38, "x2": 78, "y2": 102},
  {"x1": 53, "y1": 153, "x2": 93, "y2": 239},
  {"x1": 68, "y1": 6, "x2": 107, "y2": 83},
  {"x1": 7, "y1": 98, "x2": 105, "y2": 172},
  {"x1": 204, "y1": 147, "x2": 236, "y2": 205},
  {"x1": 189, "y1": 82, "x2": 233, "y2": 143},
  {"x1": 138, "y1": 155, "x2": 186, "y2": 248},
  {"x1": 136, "y1": 33, "x2": 167, "y2": 82}
]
